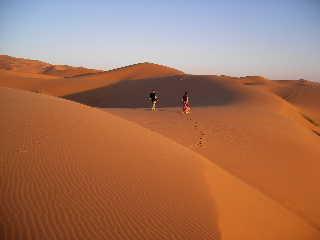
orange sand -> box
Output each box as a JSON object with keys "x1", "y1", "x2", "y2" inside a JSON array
[{"x1": 1, "y1": 55, "x2": 320, "y2": 239}]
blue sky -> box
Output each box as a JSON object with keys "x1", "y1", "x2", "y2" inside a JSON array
[{"x1": 1, "y1": 0, "x2": 319, "y2": 82}]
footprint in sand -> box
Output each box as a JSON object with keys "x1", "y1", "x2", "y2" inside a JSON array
[
  {"x1": 195, "y1": 125, "x2": 207, "y2": 148},
  {"x1": 17, "y1": 149, "x2": 28, "y2": 153},
  {"x1": 182, "y1": 116, "x2": 207, "y2": 148}
]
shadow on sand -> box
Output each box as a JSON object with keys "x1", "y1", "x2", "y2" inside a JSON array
[{"x1": 62, "y1": 75, "x2": 241, "y2": 108}]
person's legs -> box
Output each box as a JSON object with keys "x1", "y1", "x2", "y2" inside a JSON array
[
  {"x1": 152, "y1": 101, "x2": 156, "y2": 110},
  {"x1": 182, "y1": 101, "x2": 190, "y2": 113}
]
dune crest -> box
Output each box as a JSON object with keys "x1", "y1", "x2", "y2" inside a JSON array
[
  {"x1": 0, "y1": 55, "x2": 52, "y2": 73},
  {"x1": 235, "y1": 75, "x2": 275, "y2": 85},
  {"x1": 75, "y1": 62, "x2": 185, "y2": 80},
  {"x1": 41, "y1": 65, "x2": 104, "y2": 78},
  {"x1": 242, "y1": 79, "x2": 320, "y2": 125},
  {"x1": 0, "y1": 55, "x2": 103, "y2": 78}
]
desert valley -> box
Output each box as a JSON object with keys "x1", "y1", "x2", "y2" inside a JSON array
[{"x1": 1, "y1": 55, "x2": 320, "y2": 239}]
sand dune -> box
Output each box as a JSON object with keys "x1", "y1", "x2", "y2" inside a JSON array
[
  {"x1": 247, "y1": 83, "x2": 320, "y2": 124},
  {"x1": 1, "y1": 69, "x2": 60, "y2": 79},
  {"x1": 106, "y1": 105, "x2": 320, "y2": 229},
  {"x1": 0, "y1": 55, "x2": 102, "y2": 78},
  {"x1": 0, "y1": 71, "x2": 120, "y2": 97},
  {"x1": 61, "y1": 74, "x2": 286, "y2": 109},
  {"x1": 0, "y1": 55, "x2": 52, "y2": 74},
  {"x1": 234, "y1": 75, "x2": 275, "y2": 85},
  {"x1": 73, "y1": 62, "x2": 185, "y2": 80},
  {"x1": 101, "y1": 74, "x2": 320, "y2": 229},
  {"x1": 1, "y1": 87, "x2": 319, "y2": 240},
  {"x1": 1, "y1": 56, "x2": 320, "y2": 239},
  {"x1": 273, "y1": 79, "x2": 320, "y2": 87},
  {"x1": 41, "y1": 65, "x2": 103, "y2": 78}
]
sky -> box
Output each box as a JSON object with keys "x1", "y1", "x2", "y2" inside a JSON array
[{"x1": 1, "y1": 0, "x2": 320, "y2": 82}]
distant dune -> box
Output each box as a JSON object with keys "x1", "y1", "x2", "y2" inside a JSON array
[
  {"x1": 0, "y1": 55, "x2": 52, "y2": 74},
  {"x1": 1, "y1": 55, "x2": 320, "y2": 239},
  {"x1": 41, "y1": 65, "x2": 103, "y2": 78}
]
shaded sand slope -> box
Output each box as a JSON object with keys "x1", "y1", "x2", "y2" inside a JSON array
[
  {"x1": 1, "y1": 87, "x2": 319, "y2": 240},
  {"x1": 63, "y1": 75, "x2": 287, "y2": 109}
]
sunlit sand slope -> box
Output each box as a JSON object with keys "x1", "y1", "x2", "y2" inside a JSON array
[
  {"x1": 41, "y1": 65, "x2": 103, "y2": 77},
  {"x1": 74, "y1": 62, "x2": 185, "y2": 80},
  {"x1": 0, "y1": 55, "x2": 103, "y2": 78},
  {"x1": 0, "y1": 71, "x2": 122, "y2": 97},
  {"x1": 0, "y1": 55, "x2": 52, "y2": 74}
]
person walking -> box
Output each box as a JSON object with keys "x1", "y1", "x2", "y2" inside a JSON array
[
  {"x1": 182, "y1": 92, "x2": 190, "y2": 113},
  {"x1": 150, "y1": 90, "x2": 158, "y2": 111}
]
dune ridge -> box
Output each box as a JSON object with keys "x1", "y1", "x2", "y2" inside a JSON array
[
  {"x1": 247, "y1": 83, "x2": 320, "y2": 123},
  {"x1": 1, "y1": 55, "x2": 320, "y2": 239},
  {"x1": 0, "y1": 55, "x2": 103, "y2": 78},
  {"x1": 1, "y1": 69, "x2": 61, "y2": 79},
  {"x1": 73, "y1": 62, "x2": 185, "y2": 80},
  {"x1": 0, "y1": 55, "x2": 52, "y2": 74},
  {"x1": 41, "y1": 65, "x2": 103, "y2": 78}
]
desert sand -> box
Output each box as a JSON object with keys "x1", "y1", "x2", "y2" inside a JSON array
[{"x1": 1, "y1": 55, "x2": 320, "y2": 240}]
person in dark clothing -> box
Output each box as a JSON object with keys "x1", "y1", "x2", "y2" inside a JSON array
[{"x1": 150, "y1": 90, "x2": 158, "y2": 111}]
